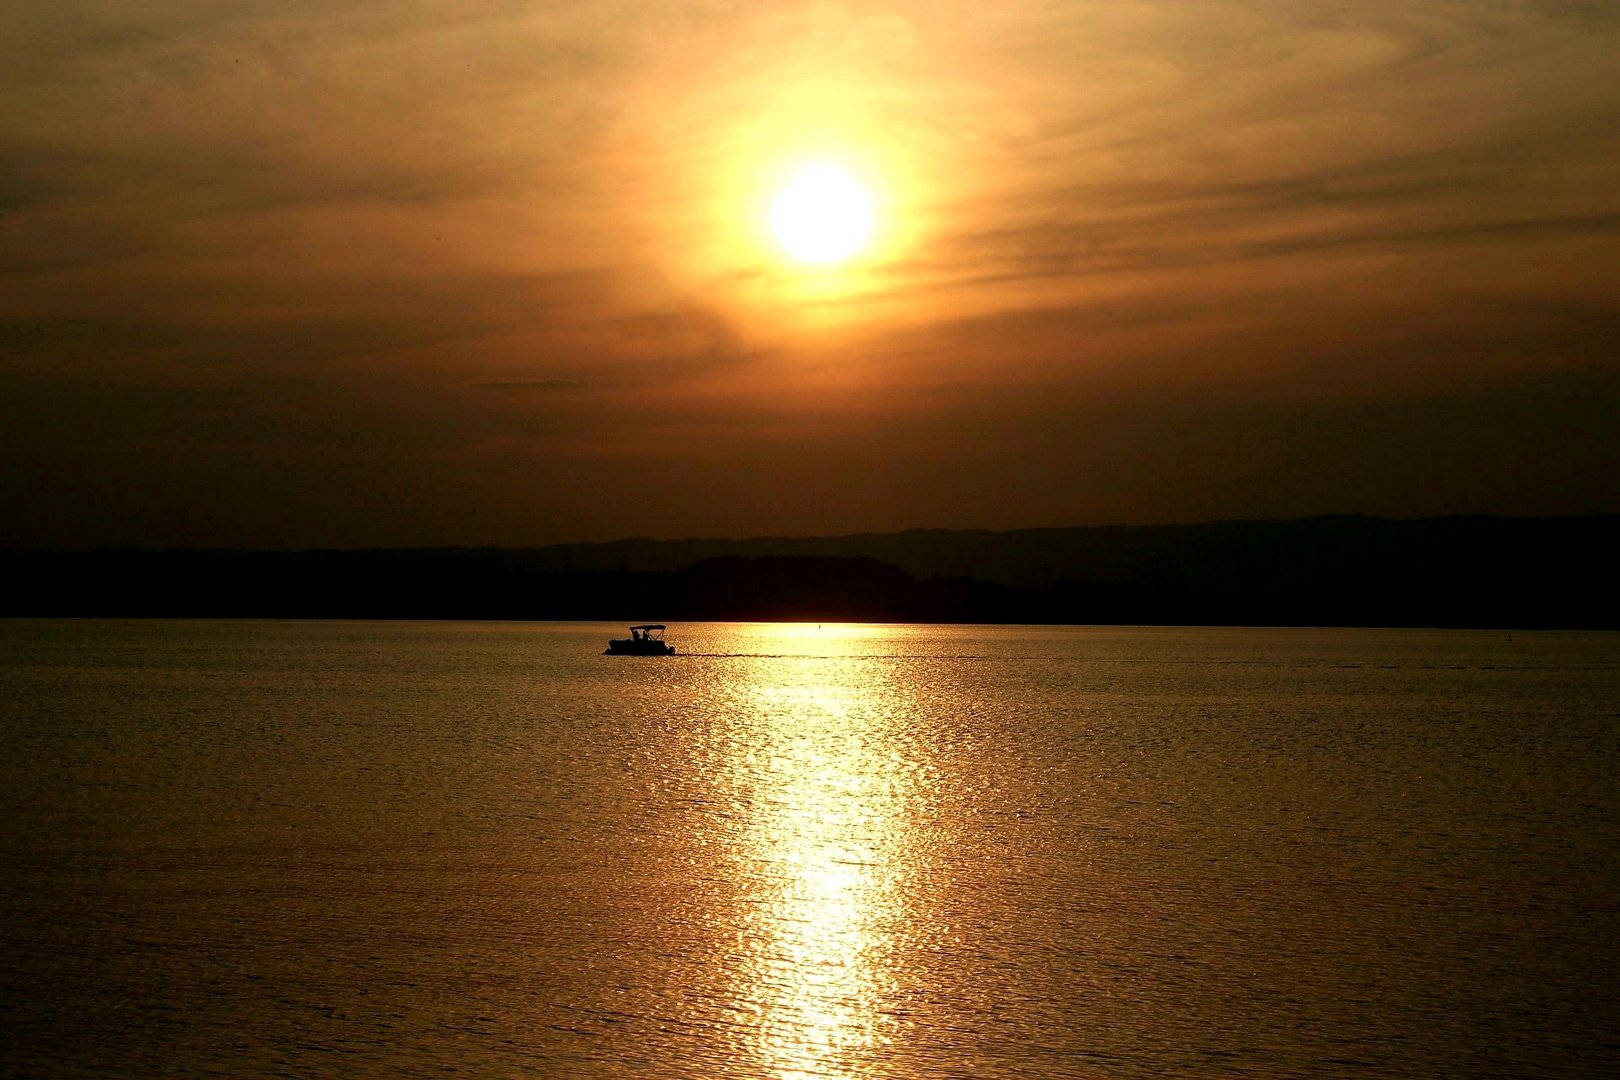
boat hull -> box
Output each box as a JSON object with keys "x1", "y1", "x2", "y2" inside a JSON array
[{"x1": 604, "y1": 639, "x2": 676, "y2": 656}]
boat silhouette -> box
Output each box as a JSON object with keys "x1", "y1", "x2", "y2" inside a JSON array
[{"x1": 605, "y1": 624, "x2": 675, "y2": 656}]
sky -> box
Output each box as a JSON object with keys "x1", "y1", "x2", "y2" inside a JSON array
[{"x1": 2, "y1": 1, "x2": 1617, "y2": 549}]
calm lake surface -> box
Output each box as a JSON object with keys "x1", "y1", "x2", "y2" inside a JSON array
[{"x1": 2, "y1": 620, "x2": 1617, "y2": 1078}]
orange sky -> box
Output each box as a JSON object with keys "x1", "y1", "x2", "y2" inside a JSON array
[{"x1": 2, "y1": 2, "x2": 1617, "y2": 548}]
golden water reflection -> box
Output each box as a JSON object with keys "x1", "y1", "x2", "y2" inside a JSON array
[{"x1": 728, "y1": 657, "x2": 929, "y2": 1080}]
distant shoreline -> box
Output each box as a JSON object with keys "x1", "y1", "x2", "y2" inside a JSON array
[{"x1": 4, "y1": 515, "x2": 1615, "y2": 629}]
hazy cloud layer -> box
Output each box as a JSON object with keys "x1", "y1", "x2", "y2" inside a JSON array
[{"x1": 1, "y1": 2, "x2": 1616, "y2": 547}]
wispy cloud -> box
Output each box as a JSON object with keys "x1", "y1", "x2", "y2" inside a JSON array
[{"x1": 473, "y1": 378, "x2": 588, "y2": 392}]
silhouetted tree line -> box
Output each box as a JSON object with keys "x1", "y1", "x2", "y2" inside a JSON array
[{"x1": 3, "y1": 516, "x2": 1617, "y2": 628}]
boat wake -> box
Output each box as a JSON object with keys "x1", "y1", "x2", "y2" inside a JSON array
[{"x1": 667, "y1": 652, "x2": 1031, "y2": 661}]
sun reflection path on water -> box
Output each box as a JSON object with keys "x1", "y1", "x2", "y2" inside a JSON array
[{"x1": 723, "y1": 637, "x2": 932, "y2": 1080}]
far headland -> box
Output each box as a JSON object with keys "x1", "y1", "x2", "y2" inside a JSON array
[{"x1": 5, "y1": 514, "x2": 1615, "y2": 629}]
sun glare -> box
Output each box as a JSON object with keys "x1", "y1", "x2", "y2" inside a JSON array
[{"x1": 771, "y1": 163, "x2": 873, "y2": 265}]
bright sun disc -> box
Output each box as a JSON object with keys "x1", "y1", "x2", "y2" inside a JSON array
[{"x1": 771, "y1": 164, "x2": 873, "y2": 264}]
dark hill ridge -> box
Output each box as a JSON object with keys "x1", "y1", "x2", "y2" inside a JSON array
[
  {"x1": 4, "y1": 515, "x2": 1617, "y2": 626},
  {"x1": 511, "y1": 512, "x2": 1617, "y2": 591}
]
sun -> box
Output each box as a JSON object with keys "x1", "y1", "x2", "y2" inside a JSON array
[{"x1": 770, "y1": 163, "x2": 873, "y2": 265}]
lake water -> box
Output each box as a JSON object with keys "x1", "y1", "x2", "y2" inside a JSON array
[{"x1": 2, "y1": 620, "x2": 1617, "y2": 1078}]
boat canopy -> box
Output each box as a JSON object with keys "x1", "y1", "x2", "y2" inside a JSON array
[{"x1": 630, "y1": 624, "x2": 666, "y2": 631}]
